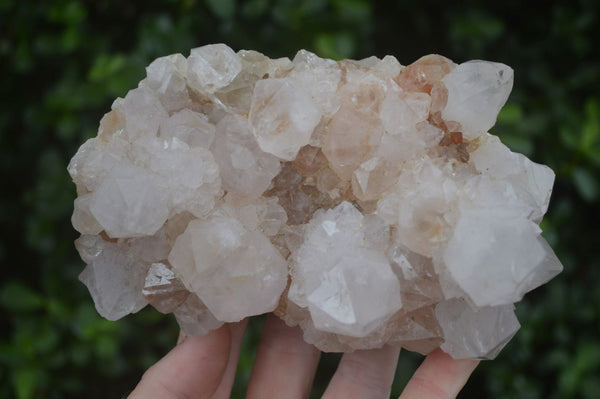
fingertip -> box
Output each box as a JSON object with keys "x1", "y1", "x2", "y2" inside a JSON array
[
  {"x1": 399, "y1": 349, "x2": 479, "y2": 399},
  {"x1": 246, "y1": 315, "x2": 321, "y2": 399},
  {"x1": 322, "y1": 346, "x2": 400, "y2": 399}
]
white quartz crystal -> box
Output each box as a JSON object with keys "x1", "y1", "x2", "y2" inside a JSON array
[
  {"x1": 436, "y1": 299, "x2": 520, "y2": 359},
  {"x1": 89, "y1": 164, "x2": 169, "y2": 238},
  {"x1": 442, "y1": 61, "x2": 514, "y2": 139},
  {"x1": 168, "y1": 212, "x2": 288, "y2": 322},
  {"x1": 187, "y1": 43, "x2": 242, "y2": 94},
  {"x1": 70, "y1": 44, "x2": 562, "y2": 359},
  {"x1": 212, "y1": 114, "x2": 281, "y2": 202},
  {"x1": 443, "y1": 209, "x2": 548, "y2": 307},
  {"x1": 159, "y1": 109, "x2": 215, "y2": 148},
  {"x1": 290, "y1": 202, "x2": 402, "y2": 337},
  {"x1": 76, "y1": 235, "x2": 149, "y2": 321},
  {"x1": 249, "y1": 78, "x2": 321, "y2": 160},
  {"x1": 144, "y1": 54, "x2": 190, "y2": 112}
]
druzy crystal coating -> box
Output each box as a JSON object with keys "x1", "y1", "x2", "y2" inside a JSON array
[{"x1": 69, "y1": 44, "x2": 563, "y2": 359}]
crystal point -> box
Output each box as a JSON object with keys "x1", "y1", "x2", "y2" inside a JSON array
[{"x1": 442, "y1": 61, "x2": 514, "y2": 138}]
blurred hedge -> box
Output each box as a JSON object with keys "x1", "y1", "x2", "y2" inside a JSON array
[{"x1": 1, "y1": 1, "x2": 599, "y2": 398}]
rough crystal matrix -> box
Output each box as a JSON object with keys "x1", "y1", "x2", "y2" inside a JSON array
[{"x1": 69, "y1": 44, "x2": 563, "y2": 359}]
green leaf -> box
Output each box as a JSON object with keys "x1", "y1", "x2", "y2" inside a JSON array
[
  {"x1": 242, "y1": 0, "x2": 269, "y2": 18},
  {"x1": 88, "y1": 54, "x2": 127, "y2": 83},
  {"x1": 558, "y1": 342, "x2": 600, "y2": 396},
  {"x1": 559, "y1": 126, "x2": 579, "y2": 150},
  {"x1": 496, "y1": 103, "x2": 523, "y2": 125},
  {"x1": 48, "y1": 1, "x2": 87, "y2": 25},
  {"x1": 0, "y1": 341, "x2": 20, "y2": 365},
  {"x1": 315, "y1": 32, "x2": 356, "y2": 60},
  {"x1": 498, "y1": 134, "x2": 533, "y2": 156},
  {"x1": 13, "y1": 367, "x2": 39, "y2": 399},
  {"x1": 32, "y1": 324, "x2": 59, "y2": 355},
  {"x1": 69, "y1": 342, "x2": 91, "y2": 366},
  {"x1": 581, "y1": 98, "x2": 599, "y2": 151},
  {"x1": 205, "y1": 0, "x2": 236, "y2": 19},
  {"x1": 95, "y1": 335, "x2": 118, "y2": 359},
  {"x1": 77, "y1": 303, "x2": 117, "y2": 340},
  {"x1": 332, "y1": 0, "x2": 371, "y2": 23},
  {"x1": 572, "y1": 167, "x2": 599, "y2": 202},
  {"x1": 0, "y1": 282, "x2": 43, "y2": 312}
]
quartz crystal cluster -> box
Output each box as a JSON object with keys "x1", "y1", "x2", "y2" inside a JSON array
[{"x1": 69, "y1": 44, "x2": 563, "y2": 359}]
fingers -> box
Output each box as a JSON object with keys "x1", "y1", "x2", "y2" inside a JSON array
[
  {"x1": 398, "y1": 348, "x2": 479, "y2": 399},
  {"x1": 322, "y1": 346, "x2": 400, "y2": 399},
  {"x1": 211, "y1": 319, "x2": 249, "y2": 399},
  {"x1": 246, "y1": 314, "x2": 321, "y2": 399},
  {"x1": 128, "y1": 324, "x2": 231, "y2": 399},
  {"x1": 129, "y1": 320, "x2": 477, "y2": 399}
]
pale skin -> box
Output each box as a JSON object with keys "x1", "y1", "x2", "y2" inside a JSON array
[{"x1": 129, "y1": 314, "x2": 479, "y2": 399}]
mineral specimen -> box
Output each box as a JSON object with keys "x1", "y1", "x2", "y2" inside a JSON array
[{"x1": 69, "y1": 44, "x2": 563, "y2": 359}]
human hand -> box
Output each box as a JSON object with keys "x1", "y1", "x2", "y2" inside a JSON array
[{"x1": 128, "y1": 314, "x2": 478, "y2": 399}]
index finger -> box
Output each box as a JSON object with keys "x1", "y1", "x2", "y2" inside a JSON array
[{"x1": 128, "y1": 324, "x2": 231, "y2": 399}]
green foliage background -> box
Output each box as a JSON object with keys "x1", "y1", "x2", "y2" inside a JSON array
[{"x1": 1, "y1": 0, "x2": 599, "y2": 398}]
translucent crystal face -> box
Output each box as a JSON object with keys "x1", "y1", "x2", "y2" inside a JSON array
[{"x1": 69, "y1": 44, "x2": 563, "y2": 359}]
